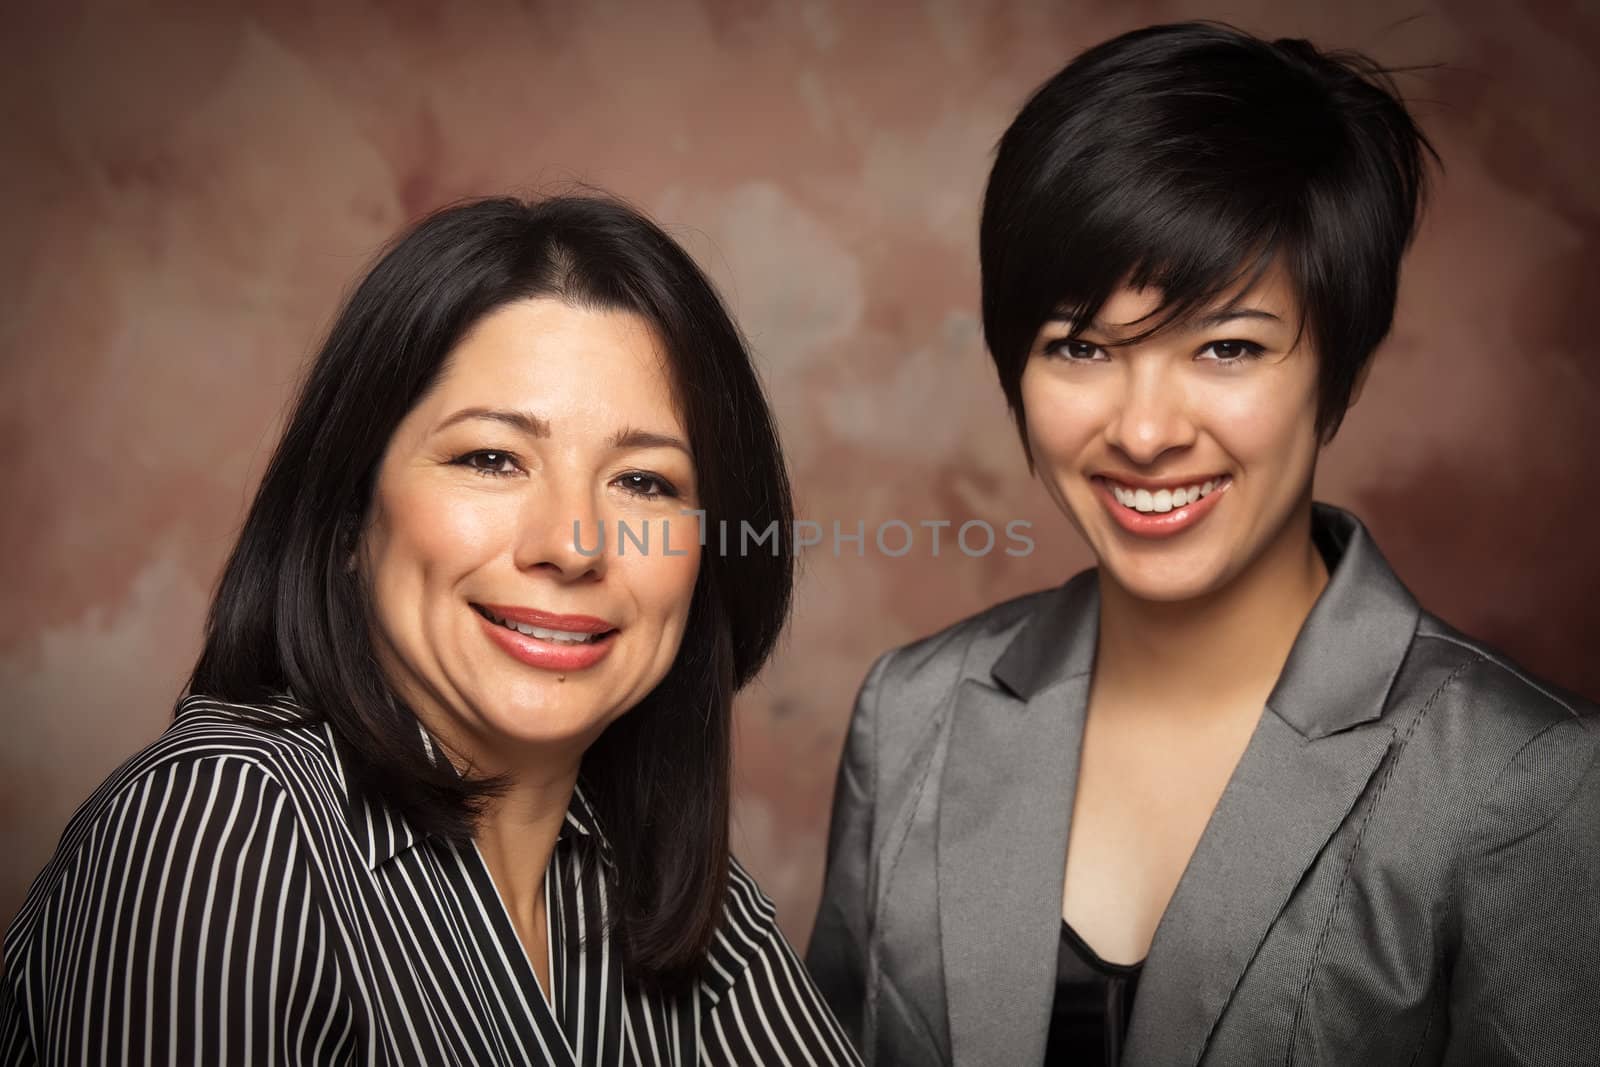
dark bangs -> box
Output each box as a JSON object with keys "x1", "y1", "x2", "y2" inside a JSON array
[{"x1": 980, "y1": 21, "x2": 1437, "y2": 456}]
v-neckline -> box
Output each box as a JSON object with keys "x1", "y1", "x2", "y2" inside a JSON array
[{"x1": 467, "y1": 838, "x2": 567, "y2": 1044}]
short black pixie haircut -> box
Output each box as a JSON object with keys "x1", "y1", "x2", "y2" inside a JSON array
[
  {"x1": 981, "y1": 21, "x2": 1438, "y2": 457},
  {"x1": 189, "y1": 195, "x2": 795, "y2": 986}
]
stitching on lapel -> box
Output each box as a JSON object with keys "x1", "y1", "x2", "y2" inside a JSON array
[
  {"x1": 874, "y1": 636, "x2": 992, "y2": 924},
  {"x1": 877, "y1": 693, "x2": 958, "y2": 915},
  {"x1": 1403, "y1": 955, "x2": 1449, "y2": 1066},
  {"x1": 878, "y1": 966, "x2": 948, "y2": 1065},
  {"x1": 866, "y1": 659, "x2": 972, "y2": 1064},
  {"x1": 1285, "y1": 658, "x2": 1477, "y2": 1063}
]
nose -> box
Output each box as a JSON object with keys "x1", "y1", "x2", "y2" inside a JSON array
[
  {"x1": 512, "y1": 476, "x2": 606, "y2": 582},
  {"x1": 1103, "y1": 361, "x2": 1196, "y2": 465}
]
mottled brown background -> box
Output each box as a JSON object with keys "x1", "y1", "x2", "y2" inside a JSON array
[{"x1": 3, "y1": 0, "x2": 1597, "y2": 947}]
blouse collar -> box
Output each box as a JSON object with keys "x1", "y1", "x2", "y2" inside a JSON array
[{"x1": 314, "y1": 714, "x2": 607, "y2": 871}]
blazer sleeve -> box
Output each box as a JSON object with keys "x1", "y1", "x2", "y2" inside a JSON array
[
  {"x1": 1443, "y1": 714, "x2": 1600, "y2": 1065},
  {"x1": 805, "y1": 651, "x2": 893, "y2": 1052},
  {"x1": 0, "y1": 755, "x2": 352, "y2": 1066}
]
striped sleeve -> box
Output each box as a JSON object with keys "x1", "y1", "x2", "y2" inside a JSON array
[
  {"x1": 698, "y1": 861, "x2": 862, "y2": 1067},
  {"x1": 1, "y1": 755, "x2": 353, "y2": 1066}
]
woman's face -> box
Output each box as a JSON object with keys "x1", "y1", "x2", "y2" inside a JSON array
[
  {"x1": 1020, "y1": 263, "x2": 1322, "y2": 603},
  {"x1": 359, "y1": 297, "x2": 701, "y2": 768}
]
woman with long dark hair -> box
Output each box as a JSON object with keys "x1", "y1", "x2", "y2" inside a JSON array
[
  {"x1": 1, "y1": 195, "x2": 858, "y2": 1066},
  {"x1": 808, "y1": 22, "x2": 1599, "y2": 1066}
]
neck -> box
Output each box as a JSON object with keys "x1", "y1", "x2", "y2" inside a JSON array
[
  {"x1": 473, "y1": 759, "x2": 582, "y2": 921},
  {"x1": 1094, "y1": 505, "x2": 1328, "y2": 713},
  {"x1": 411, "y1": 703, "x2": 586, "y2": 922}
]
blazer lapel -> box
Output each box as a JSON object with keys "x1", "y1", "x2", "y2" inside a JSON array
[
  {"x1": 1121, "y1": 711, "x2": 1394, "y2": 1064},
  {"x1": 937, "y1": 574, "x2": 1100, "y2": 1067},
  {"x1": 1122, "y1": 505, "x2": 1421, "y2": 1065}
]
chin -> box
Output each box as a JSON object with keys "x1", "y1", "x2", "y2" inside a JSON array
[
  {"x1": 1112, "y1": 572, "x2": 1219, "y2": 604},
  {"x1": 1099, "y1": 547, "x2": 1234, "y2": 605},
  {"x1": 473, "y1": 681, "x2": 606, "y2": 741},
  {"x1": 484, "y1": 707, "x2": 611, "y2": 749}
]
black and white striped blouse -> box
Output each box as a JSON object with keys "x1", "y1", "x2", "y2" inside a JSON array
[{"x1": 0, "y1": 696, "x2": 860, "y2": 1066}]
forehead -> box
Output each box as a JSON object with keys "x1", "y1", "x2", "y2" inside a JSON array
[
  {"x1": 425, "y1": 297, "x2": 684, "y2": 428},
  {"x1": 1071, "y1": 259, "x2": 1302, "y2": 335}
]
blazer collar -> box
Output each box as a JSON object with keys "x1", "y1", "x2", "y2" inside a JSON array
[
  {"x1": 989, "y1": 568, "x2": 1100, "y2": 698},
  {"x1": 1269, "y1": 503, "x2": 1420, "y2": 738},
  {"x1": 988, "y1": 503, "x2": 1420, "y2": 738}
]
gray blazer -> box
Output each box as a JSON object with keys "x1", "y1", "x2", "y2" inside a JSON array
[{"x1": 806, "y1": 505, "x2": 1600, "y2": 1066}]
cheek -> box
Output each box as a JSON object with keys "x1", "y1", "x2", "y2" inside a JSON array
[
  {"x1": 1021, "y1": 373, "x2": 1094, "y2": 468},
  {"x1": 617, "y1": 536, "x2": 701, "y2": 639},
  {"x1": 1203, "y1": 377, "x2": 1320, "y2": 466},
  {"x1": 366, "y1": 482, "x2": 508, "y2": 594}
]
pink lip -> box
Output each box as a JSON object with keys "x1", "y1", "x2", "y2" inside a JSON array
[
  {"x1": 474, "y1": 606, "x2": 617, "y2": 672},
  {"x1": 476, "y1": 604, "x2": 615, "y2": 633},
  {"x1": 1093, "y1": 475, "x2": 1231, "y2": 539}
]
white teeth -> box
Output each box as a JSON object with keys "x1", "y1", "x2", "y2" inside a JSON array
[
  {"x1": 516, "y1": 621, "x2": 596, "y2": 644},
  {"x1": 1110, "y1": 478, "x2": 1225, "y2": 514},
  {"x1": 484, "y1": 610, "x2": 600, "y2": 644}
]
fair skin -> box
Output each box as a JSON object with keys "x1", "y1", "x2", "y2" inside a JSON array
[
  {"x1": 1021, "y1": 262, "x2": 1353, "y2": 965},
  {"x1": 358, "y1": 297, "x2": 701, "y2": 996}
]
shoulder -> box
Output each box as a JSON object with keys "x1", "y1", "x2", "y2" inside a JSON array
[
  {"x1": 2, "y1": 696, "x2": 359, "y2": 1060},
  {"x1": 845, "y1": 578, "x2": 1078, "y2": 764},
  {"x1": 697, "y1": 856, "x2": 792, "y2": 1002},
  {"x1": 5, "y1": 695, "x2": 344, "y2": 950},
  {"x1": 702, "y1": 856, "x2": 779, "y2": 982},
  {"x1": 696, "y1": 859, "x2": 861, "y2": 1062},
  {"x1": 1404, "y1": 617, "x2": 1597, "y2": 843},
  {"x1": 864, "y1": 579, "x2": 1074, "y2": 709},
  {"x1": 1406, "y1": 614, "x2": 1595, "y2": 750},
  {"x1": 81, "y1": 693, "x2": 345, "y2": 825}
]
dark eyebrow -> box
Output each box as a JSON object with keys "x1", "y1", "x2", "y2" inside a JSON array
[
  {"x1": 1045, "y1": 306, "x2": 1284, "y2": 331},
  {"x1": 434, "y1": 407, "x2": 551, "y2": 437},
  {"x1": 1188, "y1": 307, "x2": 1284, "y2": 329},
  {"x1": 610, "y1": 428, "x2": 692, "y2": 456},
  {"x1": 435, "y1": 409, "x2": 690, "y2": 455}
]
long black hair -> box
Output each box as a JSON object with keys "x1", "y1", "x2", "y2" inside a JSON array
[
  {"x1": 981, "y1": 21, "x2": 1439, "y2": 457},
  {"x1": 188, "y1": 194, "x2": 795, "y2": 985}
]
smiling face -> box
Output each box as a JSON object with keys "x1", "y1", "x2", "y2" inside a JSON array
[
  {"x1": 358, "y1": 297, "x2": 702, "y2": 771},
  {"x1": 1020, "y1": 262, "x2": 1324, "y2": 604}
]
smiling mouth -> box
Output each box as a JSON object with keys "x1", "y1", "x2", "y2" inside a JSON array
[
  {"x1": 1102, "y1": 476, "x2": 1231, "y2": 514},
  {"x1": 472, "y1": 605, "x2": 614, "y2": 645}
]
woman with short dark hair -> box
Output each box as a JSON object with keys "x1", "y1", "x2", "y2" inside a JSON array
[
  {"x1": 1, "y1": 195, "x2": 859, "y2": 1066},
  {"x1": 809, "y1": 21, "x2": 1599, "y2": 1066}
]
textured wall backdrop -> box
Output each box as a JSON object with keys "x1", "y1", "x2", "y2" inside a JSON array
[{"x1": 4, "y1": 0, "x2": 1598, "y2": 947}]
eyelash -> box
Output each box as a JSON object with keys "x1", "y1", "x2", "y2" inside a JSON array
[
  {"x1": 1044, "y1": 339, "x2": 1267, "y2": 364},
  {"x1": 613, "y1": 471, "x2": 680, "y2": 500},
  {"x1": 450, "y1": 451, "x2": 681, "y2": 499},
  {"x1": 455, "y1": 451, "x2": 521, "y2": 477}
]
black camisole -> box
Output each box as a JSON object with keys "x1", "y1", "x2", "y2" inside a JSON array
[{"x1": 1042, "y1": 919, "x2": 1144, "y2": 1066}]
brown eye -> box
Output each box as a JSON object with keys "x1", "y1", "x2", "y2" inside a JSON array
[
  {"x1": 456, "y1": 451, "x2": 520, "y2": 476},
  {"x1": 1200, "y1": 340, "x2": 1266, "y2": 362},
  {"x1": 614, "y1": 472, "x2": 679, "y2": 499},
  {"x1": 1044, "y1": 338, "x2": 1104, "y2": 361}
]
